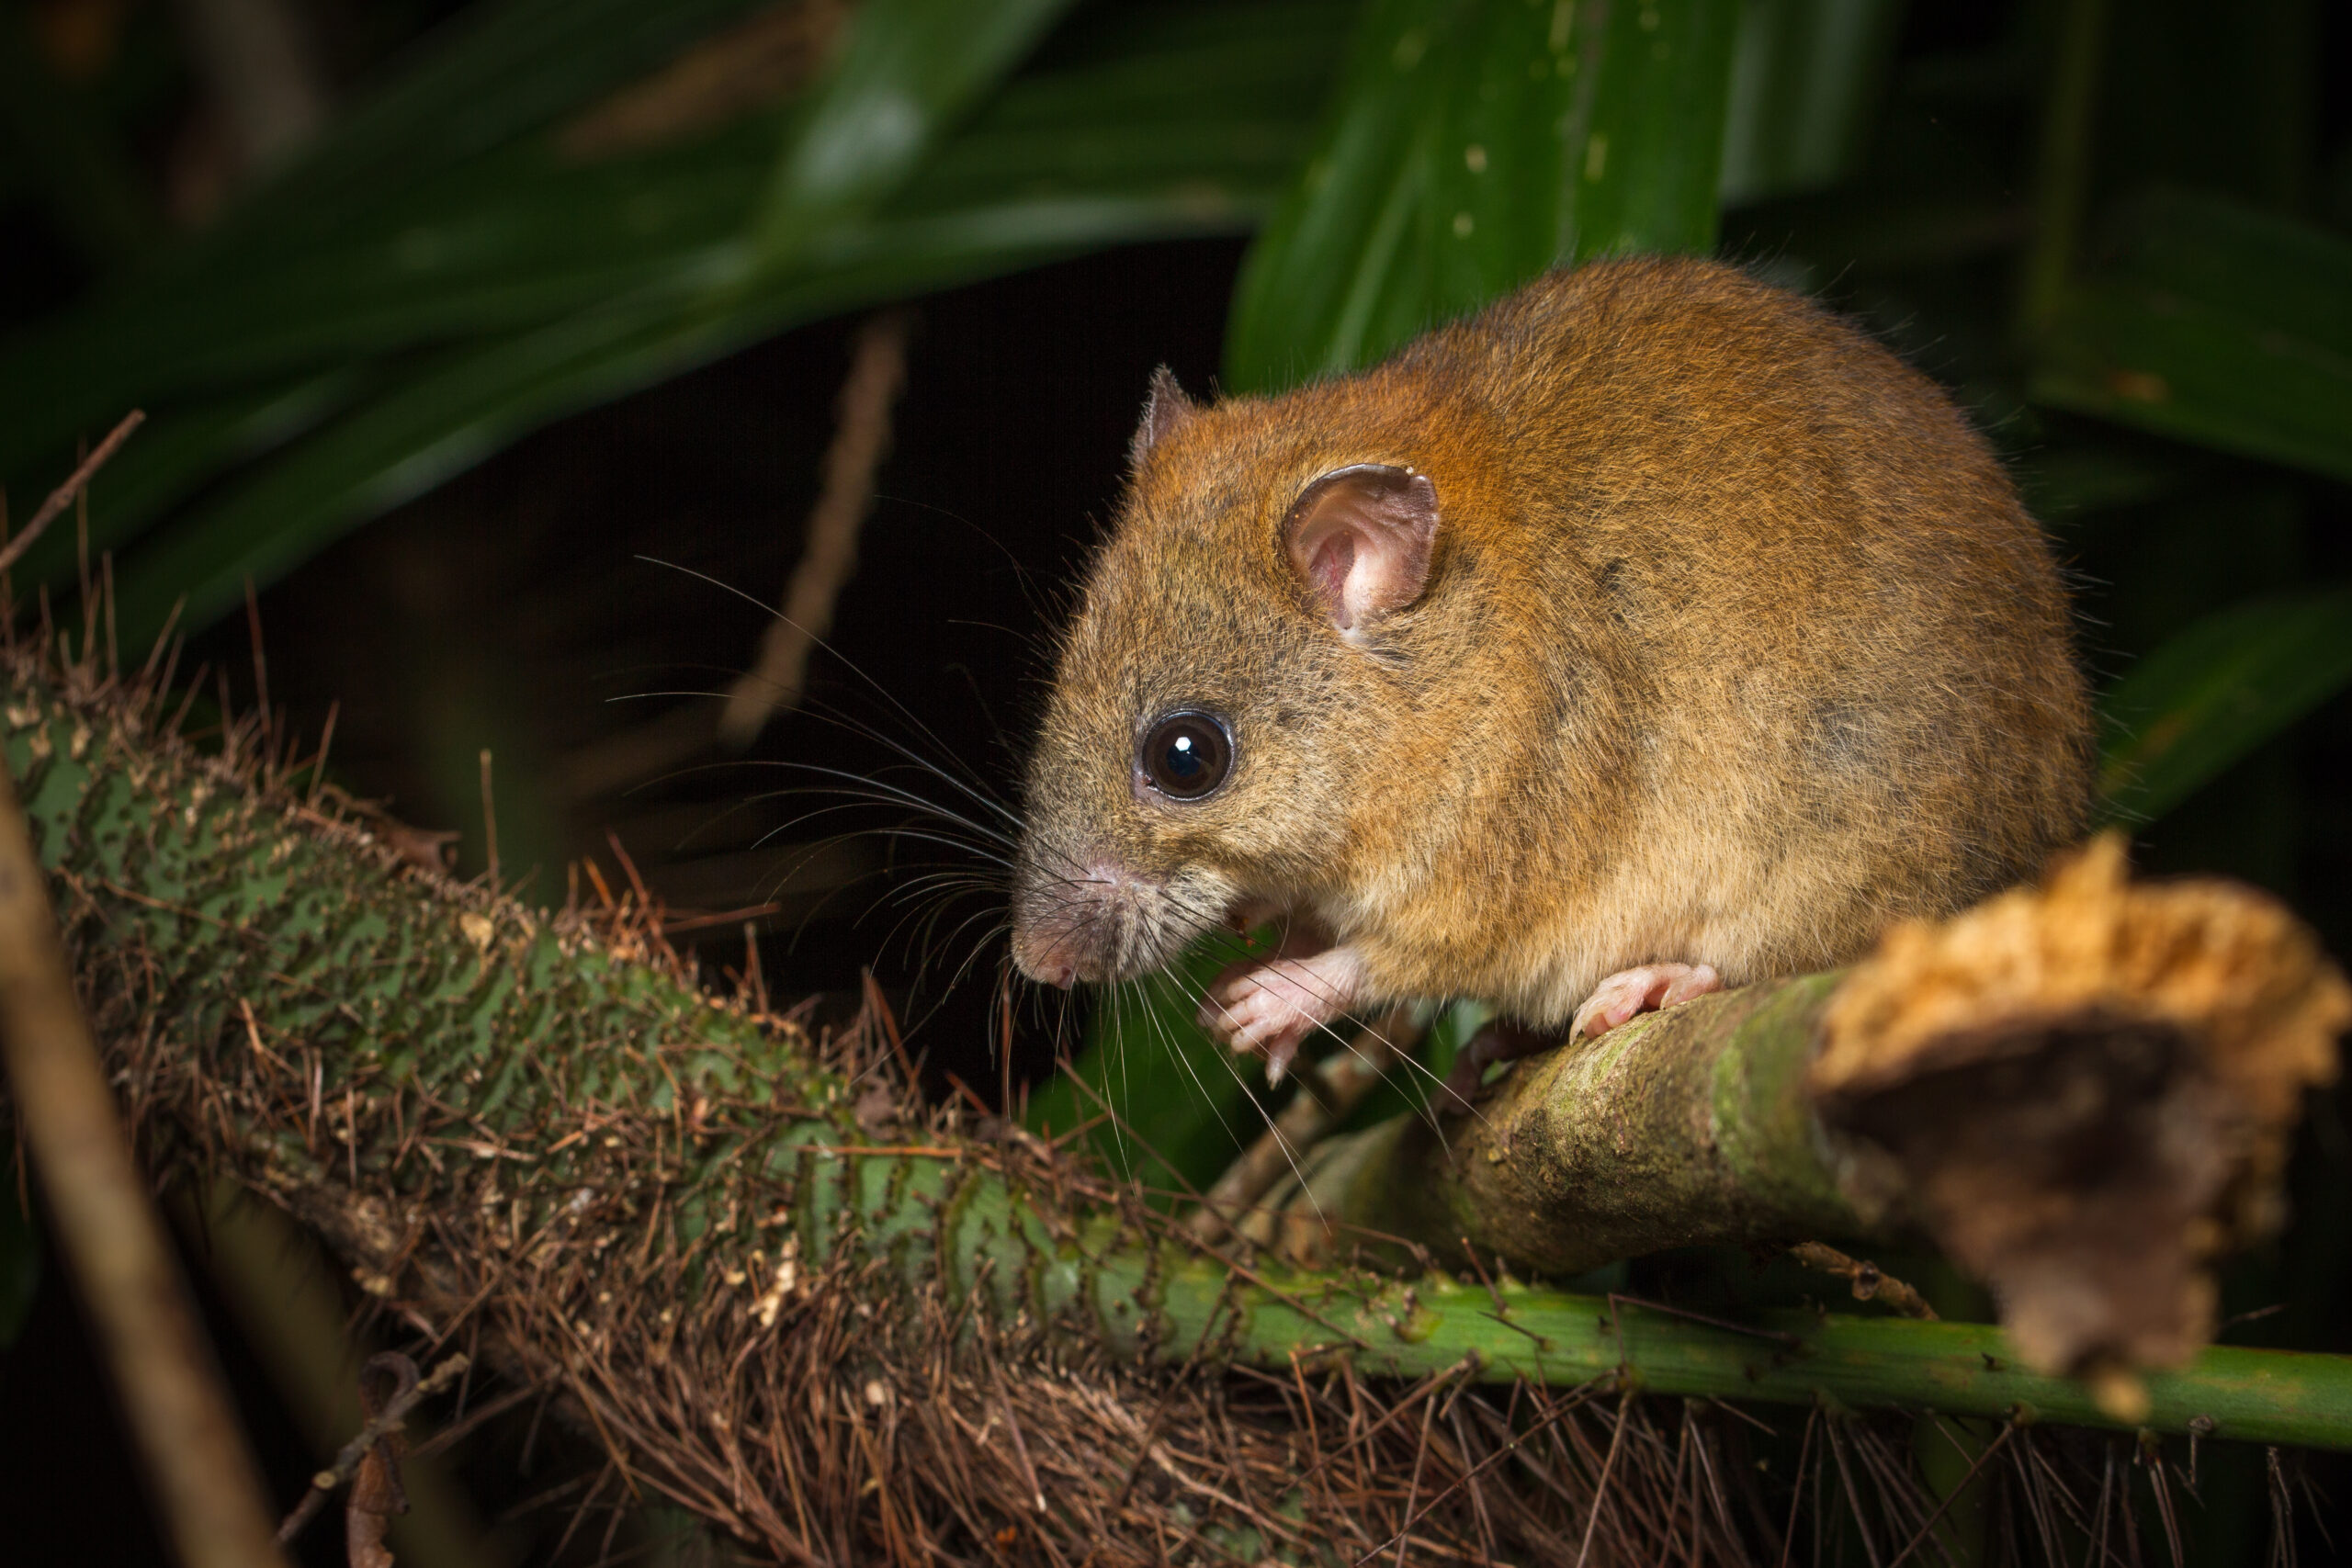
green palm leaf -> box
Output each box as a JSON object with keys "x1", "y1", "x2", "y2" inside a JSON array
[
  {"x1": 2031, "y1": 189, "x2": 2352, "y2": 485},
  {"x1": 1225, "y1": 0, "x2": 1742, "y2": 391},
  {"x1": 2098, "y1": 586, "x2": 2352, "y2": 825}
]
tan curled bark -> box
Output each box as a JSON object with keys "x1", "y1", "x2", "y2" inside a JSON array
[{"x1": 1813, "y1": 836, "x2": 2349, "y2": 1382}]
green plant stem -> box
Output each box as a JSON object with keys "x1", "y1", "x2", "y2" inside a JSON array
[
  {"x1": 902, "y1": 1155, "x2": 2352, "y2": 1449},
  {"x1": 6, "y1": 656, "x2": 2348, "y2": 1458}
]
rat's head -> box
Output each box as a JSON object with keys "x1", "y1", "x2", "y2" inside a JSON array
[{"x1": 1009, "y1": 367, "x2": 1444, "y2": 987}]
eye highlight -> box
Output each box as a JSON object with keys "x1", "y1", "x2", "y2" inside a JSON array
[{"x1": 1138, "y1": 711, "x2": 1233, "y2": 800}]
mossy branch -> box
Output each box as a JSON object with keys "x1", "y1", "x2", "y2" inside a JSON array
[{"x1": 1308, "y1": 836, "x2": 2348, "y2": 1404}]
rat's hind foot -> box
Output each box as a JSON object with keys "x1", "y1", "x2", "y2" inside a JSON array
[{"x1": 1570, "y1": 963, "x2": 1722, "y2": 1040}]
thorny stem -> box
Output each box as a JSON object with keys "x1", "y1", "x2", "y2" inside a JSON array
[
  {"x1": 4, "y1": 655, "x2": 2350, "y2": 1469},
  {"x1": 721, "y1": 307, "x2": 913, "y2": 748}
]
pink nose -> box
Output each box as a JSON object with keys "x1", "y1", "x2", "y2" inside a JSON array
[
  {"x1": 1023, "y1": 949, "x2": 1078, "y2": 989},
  {"x1": 1009, "y1": 923, "x2": 1082, "y2": 988}
]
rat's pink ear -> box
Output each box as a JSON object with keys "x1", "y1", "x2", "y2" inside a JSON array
[
  {"x1": 1282, "y1": 464, "x2": 1440, "y2": 633},
  {"x1": 1128, "y1": 366, "x2": 1195, "y2": 468}
]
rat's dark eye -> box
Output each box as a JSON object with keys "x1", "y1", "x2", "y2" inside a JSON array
[{"x1": 1139, "y1": 711, "x2": 1233, "y2": 800}]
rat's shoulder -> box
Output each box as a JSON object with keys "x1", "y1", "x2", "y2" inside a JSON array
[
  {"x1": 1414, "y1": 255, "x2": 1873, "y2": 378},
  {"x1": 1401, "y1": 257, "x2": 1984, "y2": 468}
]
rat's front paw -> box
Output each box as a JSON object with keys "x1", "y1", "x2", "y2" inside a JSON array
[
  {"x1": 1570, "y1": 963, "x2": 1722, "y2": 1040},
  {"x1": 1198, "y1": 946, "x2": 1368, "y2": 1084}
]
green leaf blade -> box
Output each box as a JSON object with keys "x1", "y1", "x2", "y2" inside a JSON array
[
  {"x1": 750, "y1": 0, "x2": 1080, "y2": 265},
  {"x1": 2098, "y1": 586, "x2": 2352, "y2": 825},
  {"x1": 1715, "y1": 0, "x2": 1903, "y2": 208},
  {"x1": 2030, "y1": 190, "x2": 2352, "y2": 485},
  {"x1": 1022, "y1": 943, "x2": 1276, "y2": 1202},
  {"x1": 24, "y1": 5, "x2": 1344, "y2": 637},
  {"x1": 1565, "y1": 0, "x2": 1742, "y2": 261},
  {"x1": 1225, "y1": 0, "x2": 1742, "y2": 393}
]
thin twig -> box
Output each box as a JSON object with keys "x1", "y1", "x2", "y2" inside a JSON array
[
  {"x1": 1884, "y1": 1422, "x2": 2017, "y2": 1568},
  {"x1": 346, "y1": 1356, "x2": 414, "y2": 1568},
  {"x1": 244, "y1": 576, "x2": 273, "y2": 761},
  {"x1": 0, "y1": 411, "x2": 144, "y2": 577},
  {"x1": 308, "y1": 700, "x2": 339, "y2": 807},
  {"x1": 1777, "y1": 1407, "x2": 1819, "y2": 1568},
  {"x1": 661, "y1": 900, "x2": 783, "y2": 936},
  {"x1": 479, "y1": 749, "x2": 500, "y2": 889},
  {"x1": 860, "y1": 969, "x2": 920, "y2": 1090},
  {"x1": 1574, "y1": 1383, "x2": 1632, "y2": 1568},
  {"x1": 278, "y1": 1352, "x2": 470, "y2": 1543},
  {"x1": 1389, "y1": 1373, "x2": 1442, "y2": 1568},
  {"x1": 1188, "y1": 1004, "x2": 1423, "y2": 1243},
  {"x1": 720, "y1": 308, "x2": 914, "y2": 746},
  {"x1": 1353, "y1": 1377, "x2": 1605, "y2": 1563},
  {"x1": 0, "y1": 736, "x2": 288, "y2": 1567},
  {"x1": 1787, "y1": 1242, "x2": 1939, "y2": 1320},
  {"x1": 1608, "y1": 1292, "x2": 1804, "y2": 1349}
]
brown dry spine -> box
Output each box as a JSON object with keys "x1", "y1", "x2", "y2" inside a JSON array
[{"x1": 0, "y1": 409, "x2": 143, "y2": 578}]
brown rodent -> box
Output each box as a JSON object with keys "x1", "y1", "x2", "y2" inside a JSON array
[{"x1": 1008, "y1": 255, "x2": 2093, "y2": 1086}]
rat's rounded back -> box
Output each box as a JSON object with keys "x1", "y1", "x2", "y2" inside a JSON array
[{"x1": 1012, "y1": 255, "x2": 2093, "y2": 1027}]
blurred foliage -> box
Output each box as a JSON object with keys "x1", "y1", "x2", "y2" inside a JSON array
[
  {"x1": 0, "y1": 0, "x2": 1355, "y2": 645},
  {"x1": 1023, "y1": 942, "x2": 1272, "y2": 1201},
  {"x1": 2033, "y1": 188, "x2": 2352, "y2": 483},
  {"x1": 2098, "y1": 586, "x2": 2352, "y2": 826}
]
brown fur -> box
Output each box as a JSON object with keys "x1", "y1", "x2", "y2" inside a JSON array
[{"x1": 1011, "y1": 255, "x2": 2094, "y2": 1028}]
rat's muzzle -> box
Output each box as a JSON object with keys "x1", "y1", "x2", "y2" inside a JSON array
[{"x1": 1009, "y1": 854, "x2": 1181, "y2": 988}]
